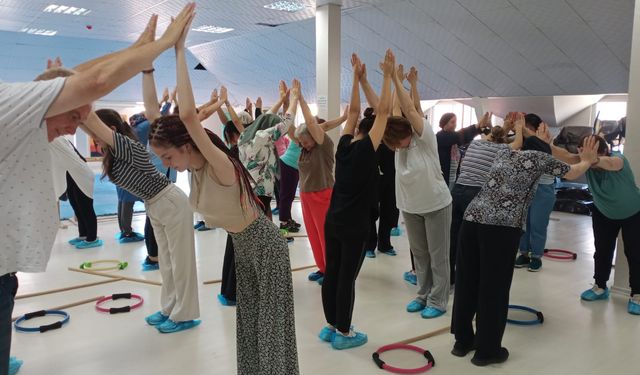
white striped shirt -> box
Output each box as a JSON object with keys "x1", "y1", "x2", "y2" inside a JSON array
[
  {"x1": 456, "y1": 140, "x2": 509, "y2": 187},
  {"x1": 109, "y1": 132, "x2": 170, "y2": 201}
]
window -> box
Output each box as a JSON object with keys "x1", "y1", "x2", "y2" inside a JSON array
[{"x1": 430, "y1": 101, "x2": 478, "y2": 133}]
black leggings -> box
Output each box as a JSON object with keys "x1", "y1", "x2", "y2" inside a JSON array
[
  {"x1": 366, "y1": 177, "x2": 397, "y2": 252},
  {"x1": 450, "y1": 184, "x2": 482, "y2": 285},
  {"x1": 117, "y1": 200, "x2": 135, "y2": 234},
  {"x1": 66, "y1": 172, "x2": 97, "y2": 241},
  {"x1": 452, "y1": 221, "x2": 521, "y2": 359},
  {"x1": 144, "y1": 216, "x2": 158, "y2": 258},
  {"x1": 322, "y1": 222, "x2": 367, "y2": 333},
  {"x1": 592, "y1": 206, "x2": 640, "y2": 295}
]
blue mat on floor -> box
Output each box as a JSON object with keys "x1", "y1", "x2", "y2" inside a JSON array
[{"x1": 60, "y1": 174, "x2": 144, "y2": 220}]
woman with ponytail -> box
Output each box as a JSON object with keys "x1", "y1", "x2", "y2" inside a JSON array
[
  {"x1": 149, "y1": 24, "x2": 299, "y2": 374},
  {"x1": 448, "y1": 113, "x2": 523, "y2": 285},
  {"x1": 82, "y1": 107, "x2": 200, "y2": 334}
]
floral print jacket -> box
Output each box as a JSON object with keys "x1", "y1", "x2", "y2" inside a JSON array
[{"x1": 239, "y1": 115, "x2": 293, "y2": 197}]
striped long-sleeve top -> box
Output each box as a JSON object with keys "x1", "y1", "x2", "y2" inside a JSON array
[{"x1": 109, "y1": 132, "x2": 170, "y2": 201}]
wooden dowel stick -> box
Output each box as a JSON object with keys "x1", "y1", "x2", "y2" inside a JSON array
[
  {"x1": 394, "y1": 326, "x2": 451, "y2": 345},
  {"x1": 12, "y1": 296, "x2": 102, "y2": 322},
  {"x1": 16, "y1": 278, "x2": 122, "y2": 300},
  {"x1": 68, "y1": 267, "x2": 162, "y2": 286}
]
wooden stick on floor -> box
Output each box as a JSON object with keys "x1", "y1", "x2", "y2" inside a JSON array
[
  {"x1": 393, "y1": 325, "x2": 451, "y2": 345},
  {"x1": 16, "y1": 278, "x2": 123, "y2": 300},
  {"x1": 202, "y1": 264, "x2": 317, "y2": 285},
  {"x1": 68, "y1": 267, "x2": 162, "y2": 286},
  {"x1": 12, "y1": 296, "x2": 103, "y2": 322}
]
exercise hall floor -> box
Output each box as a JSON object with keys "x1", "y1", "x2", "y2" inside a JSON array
[{"x1": 11, "y1": 199, "x2": 637, "y2": 374}]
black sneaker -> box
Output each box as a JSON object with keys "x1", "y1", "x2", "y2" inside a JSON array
[
  {"x1": 451, "y1": 342, "x2": 475, "y2": 357},
  {"x1": 280, "y1": 221, "x2": 300, "y2": 233},
  {"x1": 514, "y1": 254, "x2": 530, "y2": 268},
  {"x1": 471, "y1": 347, "x2": 509, "y2": 367},
  {"x1": 291, "y1": 220, "x2": 302, "y2": 228}
]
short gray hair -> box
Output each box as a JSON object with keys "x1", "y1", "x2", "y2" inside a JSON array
[{"x1": 294, "y1": 123, "x2": 310, "y2": 139}]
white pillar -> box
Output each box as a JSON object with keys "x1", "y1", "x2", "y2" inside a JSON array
[
  {"x1": 316, "y1": 1, "x2": 341, "y2": 144},
  {"x1": 612, "y1": 2, "x2": 640, "y2": 294}
]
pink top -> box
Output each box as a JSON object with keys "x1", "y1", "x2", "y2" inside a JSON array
[{"x1": 275, "y1": 136, "x2": 290, "y2": 157}]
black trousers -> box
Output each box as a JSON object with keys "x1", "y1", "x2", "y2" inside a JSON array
[
  {"x1": 452, "y1": 221, "x2": 521, "y2": 358},
  {"x1": 366, "y1": 177, "x2": 397, "y2": 252},
  {"x1": 592, "y1": 206, "x2": 640, "y2": 295},
  {"x1": 220, "y1": 235, "x2": 237, "y2": 301},
  {"x1": 449, "y1": 184, "x2": 482, "y2": 285},
  {"x1": 322, "y1": 222, "x2": 367, "y2": 333},
  {"x1": 144, "y1": 216, "x2": 158, "y2": 258},
  {"x1": 221, "y1": 196, "x2": 272, "y2": 301},
  {"x1": 66, "y1": 172, "x2": 98, "y2": 241}
]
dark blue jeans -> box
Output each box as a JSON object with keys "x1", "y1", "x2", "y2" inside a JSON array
[{"x1": 1, "y1": 273, "x2": 18, "y2": 375}]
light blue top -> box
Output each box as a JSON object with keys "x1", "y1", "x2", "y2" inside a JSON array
[{"x1": 280, "y1": 141, "x2": 302, "y2": 170}]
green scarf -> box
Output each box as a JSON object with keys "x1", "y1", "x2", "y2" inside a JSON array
[{"x1": 238, "y1": 113, "x2": 283, "y2": 146}]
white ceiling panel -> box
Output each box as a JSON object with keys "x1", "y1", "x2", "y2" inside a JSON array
[{"x1": 0, "y1": 0, "x2": 634, "y2": 105}]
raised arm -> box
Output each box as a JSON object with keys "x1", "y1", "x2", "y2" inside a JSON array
[
  {"x1": 359, "y1": 62, "x2": 379, "y2": 110},
  {"x1": 320, "y1": 106, "x2": 348, "y2": 132},
  {"x1": 198, "y1": 97, "x2": 224, "y2": 122},
  {"x1": 298, "y1": 90, "x2": 324, "y2": 144},
  {"x1": 369, "y1": 49, "x2": 394, "y2": 150},
  {"x1": 255, "y1": 97, "x2": 263, "y2": 118},
  {"x1": 225, "y1": 97, "x2": 244, "y2": 133},
  {"x1": 268, "y1": 81, "x2": 288, "y2": 115},
  {"x1": 407, "y1": 66, "x2": 422, "y2": 114},
  {"x1": 142, "y1": 68, "x2": 161, "y2": 123},
  {"x1": 343, "y1": 53, "x2": 363, "y2": 136},
  {"x1": 509, "y1": 113, "x2": 524, "y2": 150},
  {"x1": 245, "y1": 98, "x2": 254, "y2": 121},
  {"x1": 82, "y1": 112, "x2": 116, "y2": 148},
  {"x1": 564, "y1": 136, "x2": 599, "y2": 180},
  {"x1": 47, "y1": 5, "x2": 195, "y2": 118},
  {"x1": 175, "y1": 18, "x2": 236, "y2": 186},
  {"x1": 391, "y1": 61, "x2": 424, "y2": 136}
]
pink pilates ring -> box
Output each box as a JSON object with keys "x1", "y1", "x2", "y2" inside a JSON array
[
  {"x1": 372, "y1": 344, "x2": 435, "y2": 374},
  {"x1": 95, "y1": 293, "x2": 144, "y2": 314},
  {"x1": 543, "y1": 248, "x2": 577, "y2": 261}
]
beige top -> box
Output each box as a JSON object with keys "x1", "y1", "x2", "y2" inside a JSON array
[
  {"x1": 298, "y1": 134, "x2": 335, "y2": 193},
  {"x1": 189, "y1": 162, "x2": 258, "y2": 233}
]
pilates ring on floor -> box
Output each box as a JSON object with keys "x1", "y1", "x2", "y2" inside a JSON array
[
  {"x1": 543, "y1": 248, "x2": 577, "y2": 261},
  {"x1": 507, "y1": 304, "x2": 544, "y2": 326},
  {"x1": 79, "y1": 260, "x2": 128, "y2": 271},
  {"x1": 372, "y1": 344, "x2": 435, "y2": 374},
  {"x1": 14, "y1": 310, "x2": 70, "y2": 333},
  {"x1": 95, "y1": 293, "x2": 144, "y2": 314}
]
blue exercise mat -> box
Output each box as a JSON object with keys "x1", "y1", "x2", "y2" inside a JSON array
[{"x1": 59, "y1": 174, "x2": 144, "y2": 219}]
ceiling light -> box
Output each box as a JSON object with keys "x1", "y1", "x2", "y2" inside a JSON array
[
  {"x1": 20, "y1": 27, "x2": 58, "y2": 36},
  {"x1": 192, "y1": 25, "x2": 234, "y2": 34},
  {"x1": 43, "y1": 4, "x2": 91, "y2": 16},
  {"x1": 263, "y1": 1, "x2": 306, "y2": 12}
]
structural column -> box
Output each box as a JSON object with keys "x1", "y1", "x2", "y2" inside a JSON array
[
  {"x1": 613, "y1": 2, "x2": 640, "y2": 294},
  {"x1": 316, "y1": 1, "x2": 341, "y2": 144}
]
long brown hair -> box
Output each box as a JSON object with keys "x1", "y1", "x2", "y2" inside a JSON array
[
  {"x1": 95, "y1": 109, "x2": 139, "y2": 181},
  {"x1": 383, "y1": 116, "x2": 413, "y2": 148},
  {"x1": 148, "y1": 115, "x2": 261, "y2": 212}
]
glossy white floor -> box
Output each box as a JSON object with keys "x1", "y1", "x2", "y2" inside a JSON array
[{"x1": 10, "y1": 204, "x2": 638, "y2": 375}]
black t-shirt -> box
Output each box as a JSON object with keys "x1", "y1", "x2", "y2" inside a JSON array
[
  {"x1": 436, "y1": 126, "x2": 479, "y2": 184},
  {"x1": 326, "y1": 134, "x2": 379, "y2": 236},
  {"x1": 377, "y1": 143, "x2": 395, "y2": 180}
]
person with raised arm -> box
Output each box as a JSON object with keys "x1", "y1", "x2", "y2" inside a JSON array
[
  {"x1": 0, "y1": 5, "x2": 196, "y2": 373},
  {"x1": 382, "y1": 58, "x2": 453, "y2": 321},
  {"x1": 149, "y1": 23, "x2": 299, "y2": 373},
  {"x1": 452, "y1": 129, "x2": 598, "y2": 366},
  {"x1": 551, "y1": 135, "x2": 640, "y2": 315},
  {"x1": 319, "y1": 51, "x2": 393, "y2": 350}
]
